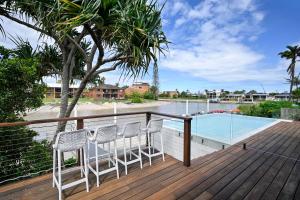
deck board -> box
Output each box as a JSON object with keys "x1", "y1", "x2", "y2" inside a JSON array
[{"x1": 0, "y1": 121, "x2": 299, "y2": 200}]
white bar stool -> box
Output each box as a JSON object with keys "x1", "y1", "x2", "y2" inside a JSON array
[
  {"x1": 141, "y1": 119, "x2": 164, "y2": 165},
  {"x1": 52, "y1": 129, "x2": 89, "y2": 200},
  {"x1": 87, "y1": 124, "x2": 119, "y2": 187},
  {"x1": 117, "y1": 121, "x2": 143, "y2": 175}
]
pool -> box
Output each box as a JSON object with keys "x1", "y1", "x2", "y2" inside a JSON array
[{"x1": 164, "y1": 113, "x2": 279, "y2": 145}]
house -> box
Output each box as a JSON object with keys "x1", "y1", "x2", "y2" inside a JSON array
[
  {"x1": 244, "y1": 92, "x2": 269, "y2": 102},
  {"x1": 205, "y1": 89, "x2": 224, "y2": 99},
  {"x1": 161, "y1": 91, "x2": 179, "y2": 98},
  {"x1": 224, "y1": 93, "x2": 244, "y2": 101},
  {"x1": 86, "y1": 84, "x2": 125, "y2": 100},
  {"x1": 274, "y1": 93, "x2": 290, "y2": 101},
  {"x1": 45, "y1": 83, "x2": 80, "y2": 98},
  {"x1": 125, "y1": 82, "x2": 150, "y2": 96}
]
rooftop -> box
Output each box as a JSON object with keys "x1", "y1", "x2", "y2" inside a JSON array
[
  {"x1": 91, "y1": 84, "x2": 123, "y2": 90},
  {"x1": 1, "y1": 121, "x2": 299, "y2": 200}
]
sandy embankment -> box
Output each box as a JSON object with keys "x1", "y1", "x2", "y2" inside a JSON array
[{"x1": 25, "y1": 101, "x2": 170, "y2": 120}]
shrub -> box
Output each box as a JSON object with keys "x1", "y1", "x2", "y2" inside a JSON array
[
  {"x1": 130, "y1": 92, "x2": 142, "y2": 98},
  {"x1": 143, "y1": 91, "x2": 155, "y2": 99},
  {"x1": 238, "y1": 101, "x2": 294, "y2": 118},
  {"x1": 258, "y1": 101, "x2": 293, "y2": 118},
  {"x1": 20, "y1": 140, "x2": 52, "y2": 175},
  {"x1": 131, "y1": 97, "x2": 143, "y2": 103},
  {"x1": 64, "y1": 157, "x2": 77, "y2": 167}
]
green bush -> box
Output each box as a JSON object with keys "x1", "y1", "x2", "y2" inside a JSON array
[
  {"x1": 238, "y1": 101, "x2": 294, "y2": 118},
  {"x1": 20, "y1": 140, "x2": 52, "y2": 175},
  {"x1": 128, "y1": 92, "x2": 144, "y2": 103},
  {"x1": 64, "y1": 157, "x2": 77, "y2": 167},
  {"x1": 130, "y1": 92, "x2": 142, "y2": 98},
  {"x1": 143, "y1": 91, "x2": 155, "y2": 99},
  {"x1": 131, "y1": 97, "x2": 143, "y2": 103}
]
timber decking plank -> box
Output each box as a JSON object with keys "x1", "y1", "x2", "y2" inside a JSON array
[
  {"x1": 178, "y1": 122, "x2": 296, "y2": 200},
  {"x1": 260, "y1": 131, "x2": 300, "y2": 200},
  {"x1": 67, "y1": 155, "x2": 178, "y2": 200},
  {"x1": 145, "y1": 122, "x2": 289, "y2": 200},
  {"x1": 277, "y1": 160, "x2": 300, "y2": 200},
  {"x1": 243, "y1": 126, "x2": 300, "y2": 200},
  {"x1": 213, "y1": 125, "x2": 300, "y2": 200},
  {"x1": 294, "y1": 182, "x2": 300, "y2": 200},
  {"x1": 1, "y1": 122, "x2": 299, "y2": 200},
  {"x1": 228, "y1": 130, "x2": 300, "y2": 200}
]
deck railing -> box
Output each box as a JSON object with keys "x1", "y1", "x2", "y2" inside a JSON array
[{"x1": 0, "y1": 111, "x2": 192, "y2": 184}]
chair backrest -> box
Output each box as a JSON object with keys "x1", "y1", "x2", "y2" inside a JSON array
[
  {"x1": 122, "y1": 121, "x2": 141, "y2": 138},
  {"x1": 147, "y1": 119, "x2": 163, "y2": 133},
  {"x1": 95, "y1": 124, "x2": 118, "y2": 144},
  {"x1": 54, "y1": 129, "x2": 88, "y2": 152}
]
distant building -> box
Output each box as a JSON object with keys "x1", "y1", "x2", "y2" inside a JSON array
[
  {"x1": 161, "y1": 91, "x2": 179, "y2": 98},
  {"x1": 205, "y1": 89, "x2": 224, "y2": 99},
  {"x1": 224, "y1": 93, "x2": 244, "y2": 101},
  {"x1": 86, "y1": 84, "x2": 125, "y2": 100},
  {"x1": 244, "y1": 92, "x2": 269, "y2": 101},
  {"x1": 46, "y1": 83, "x2": 80, "y2": 98},
  {"x1": 125, "y1": 82, "x2": 150, "y2": 96},
  {"x1": 274, "y1": 93, "x2": 290, "y2": 101}
]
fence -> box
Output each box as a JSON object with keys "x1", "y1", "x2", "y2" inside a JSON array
[
  {"x1": 0, "y1": 111, "x2": 192, "y2": 185},
  {"x1": 281, "y1": 108, "x2": 300, "y2": 120}
]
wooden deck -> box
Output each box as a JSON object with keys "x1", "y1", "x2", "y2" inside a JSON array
[{"x1": 0, "y1": 121, "x2": 299, "y2": 200}]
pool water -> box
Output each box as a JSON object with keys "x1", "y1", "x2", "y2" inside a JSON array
[{"x1": 164, "y1": 113, "x2": 278, "y2": 144}]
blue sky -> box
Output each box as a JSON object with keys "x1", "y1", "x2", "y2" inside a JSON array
[
  {"x1": 157, "y1": 0, "x2": 300, "y2": 93},
  {"x1": 1, "y1": 0, "x2": 300, "y2": 93}
]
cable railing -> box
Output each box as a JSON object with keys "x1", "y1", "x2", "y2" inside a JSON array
[{"x1": 0, "y1": 111, "x2": 192, "y2": 185}]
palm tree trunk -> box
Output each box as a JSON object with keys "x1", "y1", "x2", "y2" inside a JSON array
[{"x1": 289, "y1": 74, "x2": 294, "y2": 102}]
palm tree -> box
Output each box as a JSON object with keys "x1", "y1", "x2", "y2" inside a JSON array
[
  {"x1": 1, "y1": 0, "x2": 168, "y2": 136},
  {"x1": 152, "y1": 62, "x2": 159, "y2": 100},
  {"x1": 279, "y1": 45, "x2": 300, "y2": 101},
  {"x1": 286, "y1": 74, "x2": 300, "y2": 90}
]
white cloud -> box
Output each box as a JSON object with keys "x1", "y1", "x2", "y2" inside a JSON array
[
  {"x1": 159, "y1": 0, "x2": 287, "y2": 83},
  {"x1": 0, "y1": 17, "x2": 53, "y2": 48}
]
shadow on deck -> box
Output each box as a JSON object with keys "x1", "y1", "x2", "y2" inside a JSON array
[{"x1": 0, "y1": 121, "x2": 300, "y2": 200}]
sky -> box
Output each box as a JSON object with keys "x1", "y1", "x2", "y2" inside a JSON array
[{"x1": 1, "y1": 0, "x2": 300, "y2": 93}]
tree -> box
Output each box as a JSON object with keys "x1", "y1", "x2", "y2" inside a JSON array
[
  {"x1": 233, "y1": 90, "x2": 245, "y2": 94},
  {"x1": 279, "y1": 45, "x2": 300, "y2": 101},
  {"x1": 286, "y1": 73, "x2": 300, "y2": 90},
  {"x1": 152, "y1": 63, "x2": 159, "y2": 100},
  {"x1": 292, "y1": 88, "x2": 300, "y2": 102},
  {"x1": 248, "y1": 90, "x2": 257, "y2": 94},
  {"x1": 0, "y1": 45, "x2": 51, "y2": 182},
  {"x1": 1, "y1": 0, "x2": 168, "y2": 138}
]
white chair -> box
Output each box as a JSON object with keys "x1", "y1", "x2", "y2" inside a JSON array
[
  {"x1": 141, "y1": 119, "x2": 164, "y2": 165},
  {"x1": 52, "y1": 129, "x2": 89, "y2": 200},
  {"x1": 117, "y1": 121, "x2": 143, "y2": 175},
  {"x1": 87, "y1": 124, "x2": 119, "y2": 187}
]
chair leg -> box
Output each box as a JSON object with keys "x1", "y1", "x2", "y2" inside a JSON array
[
  {"x1": 138, "y1": 135, "x2": 143, "y2": 169},
  {"x1": 87, "y1": 141, "x2": 90, "y2": 166},
  {"x1": 58, "y1": 150, "x2": 62, "y2": 200},
  {"x1": 95, "y1": 141, "x2": 100, "y2": 187},
  {"x1": 53, "y1": 149, "x2": 56, "y2": 188},
  {"x1": 114, "y1": 140, "x2": 119, "y2": 179},
  {"x1": 123, "y1": 138, "x2": 128, "y2": 175},
  {"x1": 84, "y1": 146, "x2": 89, "y2": 192},
  {"x1": 108, "y1": 142, "x2": 111, "y2": 168},
  {"x1": 160, "y1": 133, "x2": 165, "y2": 161},
  {"x1": 147, "y1": 132, "x2": 152, "y2": 166},
  {"x1": 152, "y1": 133, "x2": 155, "y2": 154},
  {"x1": 129, "y1": 138, "x2": 132, "y2": 160},
  {"x1": 80, "y1": 148, "x2": 83, "y2": 177}
]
